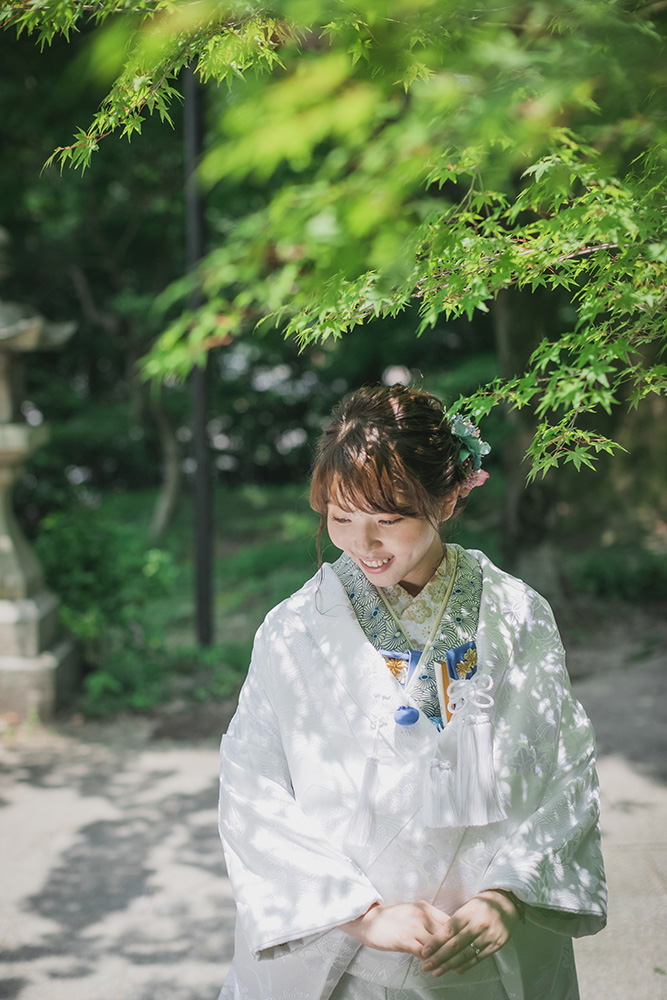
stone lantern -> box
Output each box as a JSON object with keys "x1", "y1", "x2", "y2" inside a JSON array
[{"x1": 0, "y1": 277, "x2": 79, "y2": 719}]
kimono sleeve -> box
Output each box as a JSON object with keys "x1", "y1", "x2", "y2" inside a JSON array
[
  {"x1": 218, "y1": 622, "x2": 380, "y2": 959},
  {"x1": 480, "y1": 588, "x2": 607, "y2": 938}
]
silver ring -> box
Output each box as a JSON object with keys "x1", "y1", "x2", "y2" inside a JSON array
[{"x1": 471, "y1": 944, "x2": 481, "y2": 957}]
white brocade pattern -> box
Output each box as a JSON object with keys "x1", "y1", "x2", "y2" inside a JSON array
[
  {"x1": 329, "y1": 972, "x2": 511, "y2": 1000},
  {"x1": 328, "y1": 948, "x2": 581, "y2": 1000},
  {"x1": 216, "y1": 549, "x2": 606, "y2": 1000}
]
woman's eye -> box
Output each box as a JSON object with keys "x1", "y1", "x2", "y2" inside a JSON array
[
  {"x1": 379, "y1": 518, "x2": 403, "y2": 526},
  {"x1": 331, "y1": 516, "x2": 351, "y2": 524}
]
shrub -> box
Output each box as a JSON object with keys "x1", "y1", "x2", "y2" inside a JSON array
[
  {"x1": 567, "y1": 546, "x2": 667, "y2": 602},
  {"x1": 33, "y1": 509, "x2": 177, "y2": 714}
]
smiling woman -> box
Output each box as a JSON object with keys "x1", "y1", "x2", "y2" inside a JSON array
[
  {"x1": 216, "y1": 384, "x2": 607, "y2": 1000},
  {"x1": 309, "y1": 386, "x2": 470, "y2": 582},
  {"x1": 326, "y1": 505, "x2": 445, "y2": 596}
]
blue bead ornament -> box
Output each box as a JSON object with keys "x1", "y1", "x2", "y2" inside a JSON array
[{"x1": 394, "y1": 705, "x2": 420, "y2": 726}]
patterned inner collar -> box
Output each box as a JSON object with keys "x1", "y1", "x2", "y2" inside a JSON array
[
  {"x1": 381, "y1": 548, "x2": 457, "y2": 622},
  {"x1": 332, "y1": 547, "x2": 482, "y2": 728}
]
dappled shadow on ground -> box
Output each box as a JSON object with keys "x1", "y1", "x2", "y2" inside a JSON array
[
  {"x1": 567, "y1": 604, "x2": 667, "y2": 785},
  {"x1": 149, "y1": 699, "x2": 239, "y2": 741},
  {"x1": 574, "y1": 665, "x2": 667, "y2": 784},
  {"x1": 0, "y1": 978, "x2": 28, "y2": 999},
  {"x1": 0, "y1": 724, "x2": 234, "y2": 1000}
]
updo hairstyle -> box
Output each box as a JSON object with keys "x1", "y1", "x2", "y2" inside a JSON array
[{"x1": 310, "y1": 385, "x2": 467, "y2": 546}]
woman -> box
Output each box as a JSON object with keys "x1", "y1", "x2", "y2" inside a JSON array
[{"x1": 217, "y1": 385, "x2": 606, "y2": 1000}]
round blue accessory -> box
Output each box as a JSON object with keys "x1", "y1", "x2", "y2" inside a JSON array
[{"x1": 394, "y1": 705, "x2": 420, "y2": 726}]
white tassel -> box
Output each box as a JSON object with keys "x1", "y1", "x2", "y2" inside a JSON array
[
  {"x1": 422, "y1": 758, "x2": 459, "y2": 828},
  {"x1": 346, "y1": 756, "x2": 380, "y2": 844},
  {"x1": 455, "y1": 714, "x2": 507, "y2": 826}
]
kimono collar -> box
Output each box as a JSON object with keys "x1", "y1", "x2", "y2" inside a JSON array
[
  {"x1": 290, "y1": 556, "x2": 508, "y2": 832},
  {"x1": 289, "y1": 563, "x2": 437, "y2": 753}
]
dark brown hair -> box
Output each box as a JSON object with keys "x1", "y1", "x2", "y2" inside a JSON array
[{"x1": 310, "y1": 385, "x2": 467, "y2": 551}]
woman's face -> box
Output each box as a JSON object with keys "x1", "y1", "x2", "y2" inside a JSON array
[{"x1": 326, "y1": 501, "x2": 452, "y2": 595}]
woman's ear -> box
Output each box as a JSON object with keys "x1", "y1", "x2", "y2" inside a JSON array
[{"x1": 440, "y1": 490, "x2": 460, "y2": 523}]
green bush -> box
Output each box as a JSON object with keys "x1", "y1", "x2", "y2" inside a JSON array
[
  {"x1": 169, "y1": 640, "x2": 254, "y2": 702},
  {"x1": 33, "y1": 509, "x2": 178, "y2": 714},
  {"x1": 567, "y1": 547, "x2": 667, "y2": 602},
  {"x1": 79, "y1": 649, "x2": 169, "y2": 716}
]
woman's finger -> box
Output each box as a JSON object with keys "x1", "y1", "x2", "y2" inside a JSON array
[
  {"x1": 421, "y1": 932, "x2": 479, "y2": 973},
  {"x1": 452, "y1": 940, "x2": 492, "y2": 977},
  {"x1": 423, "y1": 892, "x2": 518, "y2": 975}
]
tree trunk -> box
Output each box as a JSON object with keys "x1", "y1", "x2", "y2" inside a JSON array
[
  {"x1": 491, "y1": 289, "x2": 559, "y2": 591},
  {"x1": 149, "y1": 389, "x2": 183, "y2": 540}
]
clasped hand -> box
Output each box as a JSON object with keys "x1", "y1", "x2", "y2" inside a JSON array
[{"x1": 340, "y1": 891, "x2": 518, "y2": 978}]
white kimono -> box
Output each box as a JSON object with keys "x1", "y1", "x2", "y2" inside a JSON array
[{"x1": 217, "y1": 550, "x2": 607, "y2": 1000}]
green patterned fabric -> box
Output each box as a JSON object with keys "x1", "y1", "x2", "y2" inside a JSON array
[{"x1": 332, "y1": 544, "x2": 482, "y2": 729}]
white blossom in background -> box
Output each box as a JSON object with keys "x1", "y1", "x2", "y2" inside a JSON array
[
  {"x1": 252, "y1": 364, "x2": 292, "y2": 392},
  {"x1": 382, "y1": 365, "x2": 411, "y2": 386},
  {"x1": 216, "y1": 455, "x2": 238, "y2": 471},
  {"x1": 65, "y1": 465, "x2": 92, "y2": 485},
  {"x1": 21, "y1": 400, "x2": 44, "y2": 425},
  {"x1": 275, "y1": 427, "x2": 307, "y2": 455}
]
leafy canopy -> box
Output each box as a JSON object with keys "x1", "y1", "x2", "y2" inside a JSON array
[{"x1": 4, "y1": 0, "x2": 667, "y2": 477}]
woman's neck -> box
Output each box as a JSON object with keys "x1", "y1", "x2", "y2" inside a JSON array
[{"x1": 396, "y1": 546, "x2": 446, "y2": 597}]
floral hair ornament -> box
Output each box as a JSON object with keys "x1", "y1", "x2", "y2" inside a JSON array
[{"x1": 450, "y1": 415, "x2": 491, "y2": 495}]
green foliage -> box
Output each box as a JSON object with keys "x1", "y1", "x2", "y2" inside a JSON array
[
  {"x1": 33, "y1": 508, "x2": 178, "y2": 713},
  {"x1": 3, "y1": 0, "x2": 667, "y2": 478},
  {"x1": 79, "y1": 648, "x2": 168, "y2": 715},
  {"x1": 16, "y1": 399, "x2": 169, "y2": 531},
  {"x1": 30, "y1": 3, "x2": 291, "y2": 173},
  {"x1": 183, "y1": 640, "x2": 253, "y2": 700},
  {"x1": 34, "y1": 508, "x2": 177, "y2": 641},
  {"x1": 567, "y1": 546, "x2": 667, "y2": 602}
]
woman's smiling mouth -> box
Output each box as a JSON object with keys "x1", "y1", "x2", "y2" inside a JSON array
[{"x1": 358, "y1": 555, "x2": 394, "y2": 571}]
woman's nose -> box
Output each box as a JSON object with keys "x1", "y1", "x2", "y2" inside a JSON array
[{"x1": 358, "y1": 522, "x2": 381, "y2": 551}]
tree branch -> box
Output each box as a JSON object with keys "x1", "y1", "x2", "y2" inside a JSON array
[
  {"x1": 635, "y1": 0, "x2": 667, "y2": 18},
  {"x1": 69, "y1": 264, "x2": 119, "y2": 333}
]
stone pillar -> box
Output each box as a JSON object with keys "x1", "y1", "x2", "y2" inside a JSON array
[{"x1": 0, "y1": 299, "x2": 79, "y2": 720}]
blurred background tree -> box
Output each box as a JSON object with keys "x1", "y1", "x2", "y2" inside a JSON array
[{"x1": 1, "y1": 0, "x2": 665, "y2": 718}]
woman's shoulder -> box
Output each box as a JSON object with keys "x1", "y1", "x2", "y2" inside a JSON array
[
  {"x1": 456, "y1": 545, "x2": 554, "y2": 621},
  {"x1": 258, "y1": 562, "x2": 345, "y2": 635}
]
